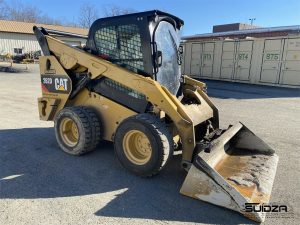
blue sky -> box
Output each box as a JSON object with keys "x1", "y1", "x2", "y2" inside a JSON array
[{"x1": 22, "y1": 0, "x2": 300, "y2": 35}]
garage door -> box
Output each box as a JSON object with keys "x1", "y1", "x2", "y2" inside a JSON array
[
  {"x1": 234, "y1": 41, "x2": 253, "y2": 81},
  {"x1": 260, "y1": 39, "x2": 284, "y2": 84},
  {"x1": 280, "y1": 38, "x2": 300, "y2": 86},
  {"x1": 220, "y1": 42, "x2": 235, "y2": 79}
]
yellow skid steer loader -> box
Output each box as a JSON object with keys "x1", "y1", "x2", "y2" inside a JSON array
[{"x1": 34, "y1": 10, "x2": 278, "y2": 222}]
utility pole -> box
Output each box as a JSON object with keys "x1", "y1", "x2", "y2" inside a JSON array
[{"x1": 249, "y1": 18, "x2": 256, "y2": 26}]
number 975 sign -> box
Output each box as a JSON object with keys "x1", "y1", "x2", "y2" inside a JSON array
[{"x1": 265, "y1": 53, "x2": 280, "y2": 61}]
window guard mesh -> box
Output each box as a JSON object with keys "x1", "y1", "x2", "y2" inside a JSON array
[{"x1": 94, "y1": 24, "x2": 144, "y2": 73}]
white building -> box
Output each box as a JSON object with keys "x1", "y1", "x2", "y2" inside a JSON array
[{"x1": 0, "y1": 20, "x2": 88, "y2": 56}]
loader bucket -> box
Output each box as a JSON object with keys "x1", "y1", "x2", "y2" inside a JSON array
[{"x1": 180, "y1": 122, "x2": 278, "y2": 222}]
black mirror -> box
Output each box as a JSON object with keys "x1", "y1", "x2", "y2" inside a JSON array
[
  {"x1": 178, "y1": 45, "x2": 183, "y2": 54},
  {"x1": 156, "y1": 50, "x2": 162, "y2": 67},
  {"x1": 177, "y1": 46, "x2": 183, "y2": 65}
]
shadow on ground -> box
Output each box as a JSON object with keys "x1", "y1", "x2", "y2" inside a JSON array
[
  {"x1": 0, "y1": 127, "x2": 254, "y2": 224},
  {"x1": 201, "y1": 79, "x2": 300, "y2": 99},
  {"x1": 0, "y1": 66, "x2": 26, "y2": 73}
]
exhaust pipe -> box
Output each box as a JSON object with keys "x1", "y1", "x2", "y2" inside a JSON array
[{"x1": 180, "y1": 122, "x2": 279, "y2": 222}]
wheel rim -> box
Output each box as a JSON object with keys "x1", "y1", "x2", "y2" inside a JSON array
[
  {"x1": 59, "y1": 118, "x2": 79, "y2": 147},
  {"x1": 123, "y1": 130, "x2": 152, "y2": 165}
]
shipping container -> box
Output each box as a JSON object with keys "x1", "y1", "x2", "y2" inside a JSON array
[{"x1": 182, "y1": 35, "x2": 300, "y2": 87}]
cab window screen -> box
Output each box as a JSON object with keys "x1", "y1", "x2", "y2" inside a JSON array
[{"x1": 94, "y1": 24, "x2": 144, "y2": 73}]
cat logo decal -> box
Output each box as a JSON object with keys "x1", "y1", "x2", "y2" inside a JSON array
[
  {"x1": 54, "y1": 78, "x2": 68, "y2": 91},
  {"x1": 41, "y1": 75, "x2": 71, "y2": 94}
]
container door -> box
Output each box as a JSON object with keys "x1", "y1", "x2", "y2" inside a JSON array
[
  {"x1": 190, "y1": 43, "x2": 202, "y2": 77},
  {"x1": 220, "y1": 42, "x2": 235, "y2": 79},
  {"x1": 200, "y1": 42, "x2": 214, "y2": 77},
  {"x1": 280, "y1": 38, "x2": 300, "y2": 86},
  {"x1": 260, "y1": 39, "x2": 284, "y2": 83},
  {"x1": 234, "y1": 41, "x2": 253, "y2": 81}
]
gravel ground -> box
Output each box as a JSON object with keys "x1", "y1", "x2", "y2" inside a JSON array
[{"x1": 0, "y1": 64, "x2": 299, "y2": 225}]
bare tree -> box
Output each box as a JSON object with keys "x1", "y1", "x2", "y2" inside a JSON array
[
  {"x1": 103, "y1": 5, "x2": 137, "y2": 17},
  {"x1": 64, "y1": 16, "x2": 81, "y2": 28},
  {"x1": 0, "y1": 0, "x2": 9, "y2": 19},
  {"x1": 1, "y1": 0, "x2": 137, "y2": 28},
  {"x1": 39, "y1": 14, "x2": 62, "y2": 25},
  {"x1": 6, "y1": 0, "x2": 39, "y2": 22},
  {"x1": 78, "y1": 3, "x2": 98, "y2": 28},
  {"x1": 1, "y1": 0, "x2": 62, "y2": 25}
]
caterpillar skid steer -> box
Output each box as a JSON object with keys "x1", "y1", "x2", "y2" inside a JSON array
[{"x1": 34, "y1": 10, "x2": 278, "y2": 222}]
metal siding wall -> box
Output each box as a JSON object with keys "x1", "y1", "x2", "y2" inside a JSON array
[
  {"x1": 0, "y1": 32, "x2": 87, "y2": 55},
  {"x1": 0, "y1": 32, "x2": 40, "y2": 55},
  {"x1": 182, "y1": 35, "x2": 300, "y2": 88}
]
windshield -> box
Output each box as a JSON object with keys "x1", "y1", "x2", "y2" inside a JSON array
[{"x1": 154, "y1": 21, "x2": 181, "y2": 95}]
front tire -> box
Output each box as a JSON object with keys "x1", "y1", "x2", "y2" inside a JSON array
[
  {"x1": 114, "y1": 114, "x2": 173, "y2": 177},
  {"x1": 54, "y1": 106, "x2": 101, "y2": 155}
]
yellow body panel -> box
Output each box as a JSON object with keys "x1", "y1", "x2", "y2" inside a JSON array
[
  {"x1": 70, "y1": 89, "x2": 136, "y2": 141},
  {"x1": 38, "y1": 36, "x2": 217, "y2": 162},
  {"x1": 38, "y1": 56, "x2": 71, "y2": 121}
]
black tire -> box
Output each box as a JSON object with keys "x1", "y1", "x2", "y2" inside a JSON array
[
  {"x1": 114, "y1": 114, "x2": 173, "y2": 177},
  {"x1": 54, "y1": 106, "x2": 101, "y2": 155}
]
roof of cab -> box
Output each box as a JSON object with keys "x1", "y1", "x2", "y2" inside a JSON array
[{"x1": 92, "y1": 10, "x2": 184, "y2": 27}]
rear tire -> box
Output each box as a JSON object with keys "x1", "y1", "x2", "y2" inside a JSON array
[
  {"x1": 54, "y1": 106, "x2": 101, "y2": 155},
  {"x1": 114, "y1": 114, "x2": 173, "y2": 177}
]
